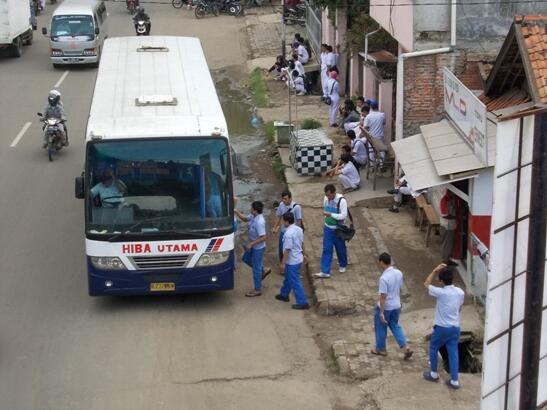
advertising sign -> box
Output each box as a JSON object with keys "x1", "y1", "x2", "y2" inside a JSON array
[{"x1": 443, "y1": 67, "x2": 488, "y2": 165}]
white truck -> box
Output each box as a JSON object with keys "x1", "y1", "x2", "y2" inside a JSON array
[{"x1": 0, "y1": 0, "x2": 34, "y2": 57}]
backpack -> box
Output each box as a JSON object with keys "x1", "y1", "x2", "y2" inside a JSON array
[
  {"x1": 286, "y1": 203, "x2": 305, "y2": 231},
  {"x1": 335, "y1": 197, "x2": 355, "y2": 241}
]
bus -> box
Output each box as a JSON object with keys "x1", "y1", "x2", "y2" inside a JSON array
[{"x1": 75, "y1": 36, "x2": 235, "y2": 296}]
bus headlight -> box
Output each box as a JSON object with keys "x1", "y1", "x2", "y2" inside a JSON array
[
  {"x1": 90, "y1": 256, "x2": 127, "y2": 270},
  {"x1": 196, "y1": 251, "x2": 230, "y2": 267}
]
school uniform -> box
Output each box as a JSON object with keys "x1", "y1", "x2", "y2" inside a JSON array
[
  {"x1": 326, "y1": 78, "x2": 340, "y2": 126},
  {"x1": 278, "y1": 224, "x2": 308, "y2": 306},
  {"x1": 428, "y1": 284, "x2": 465, "y2": 382},
  {"x1": 319, "y1": 194, "x2": 348, "y2": 276},
  {"x1": 338, "y1": 161, "x2": 360, "y2": 190},
  {"x1": 275, "y1": 201, "x2": 302, "y2": 261},
  {"x1": 296, "y1": 44, "x2": 309, "y2": 64},
  {"x1": 374, "y1": 266, "x2": 408, "y2": 351},
  {"x1": 241, "y1": 213, "x2": 266, "y2": 292}
]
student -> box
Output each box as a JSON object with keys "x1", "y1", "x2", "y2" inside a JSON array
[
  {"x1": 336, "y1": 153, "x2": 360, "y2": 193},
  {"x1": 347, "y1": 130, "x2": 367, "y2": 169},
  {"x1": 268, "y1": 55, "x2": 287, "y2": 77},
  {"x1": 295, "y1": 41, "x2": 309, "y2": 64},
  {"x1": 314, "y1": 184, "x2": 348, "y2": 278},
  {"x1": 423, "y1": 264, "x2": 465, "y2": 389},
  {"x1": 234, "y1": 201, "x2": 271, "y2": 297},
  {"x1": 275, "y1": 212, "x2": 310, "y2": 310},
  {"x1": 271, "y1": 191, "x2": 303, "y2": 262},
  {"x1": 339, "y1": 99, "x2": 360, "y2": 131},
  {"x1": 289, "y1": 70, "x2": 306, "y2": 95},
  {"x1": 320, "y1": 44, "x2": 330, "y2": 100},
  {"x1": 326, "y1": 71, "x2": 341, "y2": 127}
]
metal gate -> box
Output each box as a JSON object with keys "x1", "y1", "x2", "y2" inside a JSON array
[{"x1": 304, "y1": 0, "x2": 322, "y2": 62}]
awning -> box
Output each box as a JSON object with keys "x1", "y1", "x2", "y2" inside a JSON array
[{"x1": 391, "y1": 134, "x2": 479, "y2": 191}]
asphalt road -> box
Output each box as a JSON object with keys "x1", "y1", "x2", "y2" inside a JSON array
[{"x1": 0, "y1": 3, "x2": 335, "y2": 409}]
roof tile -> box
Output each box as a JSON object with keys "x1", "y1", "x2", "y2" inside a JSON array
[{"x1": 518, "y1": 15, "x2": 547, "y2": 103}]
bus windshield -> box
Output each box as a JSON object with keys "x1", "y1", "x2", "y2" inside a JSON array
[
  {"x1": 51, "y1": 15, "x2": 95, "y2": 41},
  {"x1": 86, "y1": 138, "x2": 233, "y2": 237}
]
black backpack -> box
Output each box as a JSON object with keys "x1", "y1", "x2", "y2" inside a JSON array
[{"x1": 300, "y1": 74, "x2": 313, "y2": 94}]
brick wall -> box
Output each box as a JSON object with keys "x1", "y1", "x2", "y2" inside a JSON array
[{"x1": 402, "y1": 49, "x2": 486, "y2": 136}]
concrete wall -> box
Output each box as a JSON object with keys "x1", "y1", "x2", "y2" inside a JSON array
[
  {"x1": 379, "y1": 81, "x2": 393, "y2": 141},
  {"x1": 349, "y1": 55, "x2": 359, "y2": 96},
  {"x1": 414, "y1": 0, "x2": 450, "y2": 32},
  {"x1": 370, "y1": 0, "x2": 414, "y2": 51}
]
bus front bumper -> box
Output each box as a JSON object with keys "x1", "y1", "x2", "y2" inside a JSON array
[{"x1": 87, "y1": 253, "x2": 235, "y2": 296}]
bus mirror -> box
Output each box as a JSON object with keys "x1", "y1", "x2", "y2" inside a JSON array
[
  {"x1": 230, "y1": 147, "x2": 239, "y2": 177},
  {"x1": 95, "y1": 27, "x2": 100, "y2": 35},
  {"x1": 75, "y1": 176, "x2": 84, "y2": 199}
]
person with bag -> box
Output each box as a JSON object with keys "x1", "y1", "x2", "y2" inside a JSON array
[
  {"x1": 271, "y1": 190, "x2": 304, "y2": 262},
  {"x1": 234, "y1": 201, "x2": 271, "y2": 297},
  {"x1": 314, "y1": 184, "x2": 354, "y2": 279},
  {"x1": 326, "y1": 71, "x2": 341, "y2": 127}
]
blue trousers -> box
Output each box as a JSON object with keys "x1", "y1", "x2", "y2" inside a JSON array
[
  {"x1": 280, "y1": 263, "x2": 308, "y2": 305},
  {"x1": 374, "y1": 306, "x2": 407, "y2": 351},
  {"x1": 277, "y1": 231, "x2": 284, "y2": 261},
  {"x1": 321, "y1": 226, "x2": 347, "y2": 274},
  {"x1": 242, "y1": 247, "x2": 265, "y2": 292},
  {"x1": 430, "y1": 325, "x2": 460, "y2": 381}
]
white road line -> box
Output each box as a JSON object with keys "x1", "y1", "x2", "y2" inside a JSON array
[
  {"x1": 10, "y1": 122, "x2": 32, "y2": 147},
  {"x1": 54, "y1": 70, "x2": 70, "y2": 88}
]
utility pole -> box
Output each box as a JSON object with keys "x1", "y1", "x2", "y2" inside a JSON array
[
  {"x1": 281, "y1": 0, "x2": 286, "y2": 58},
  {"x1": 519, "y1": 113, "x2": 547, "y2": 410}
]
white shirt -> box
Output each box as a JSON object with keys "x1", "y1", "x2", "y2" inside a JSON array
[
  {"x1": 323, "y1": 193, "x2": 347, "y2": 229},
  {"x1": 351, "y1": 138, "x2": 367, "y2": 164},
  {"x1": 341, "y1": 162, "x2": 360, "y2": 186},
  {"x1": 320, "y1": 52, "x2": 328, "y2": 69},
  {"x1": 91, "y1": 181, "x2": 125, "y2": 206},
  {"x1": 296, "y1": 44, "x2": 309, "y2": 64},
  {"x1": 247, "y1": 213, "x2": 266, "y2": 250},
  {"x1": 428, "y1": 285, "x2": 465, "y2": 327},
  {"x1": 325, "y1": 52, "x2": 335, "y2": 67},
  {"x1": 326, "y1": 78, "x2": 339, "y2": 100},
  {"x1": 276, "y1": 200, "x2": 302, "y2": 233},
  {"x1": 378, "y1": 266, "x2": 403, "y2": 311},
  {"x1": 290, "y1": 75, "x2": 305, "y2": 93},
  {"x1": 282, "y1": 224, "x2": 304, "y2": 265},
  {"x1": 363, "y1": 110, "x2": 385, "y2": 140}
]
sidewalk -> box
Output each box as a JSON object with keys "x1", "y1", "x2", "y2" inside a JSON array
[{"x1": 244, "y1": 11, "x2": 482, "y2": 409}]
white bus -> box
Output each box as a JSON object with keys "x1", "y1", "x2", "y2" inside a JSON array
[{"x1": 75, "y1": 36, "x2": 235, "y2": 296}]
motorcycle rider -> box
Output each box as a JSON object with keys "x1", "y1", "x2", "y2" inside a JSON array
[
  {"x1": 41, "y1": 90, "x2": 68, "y2": 148},
  {"x1": 133, "y1": 7, "x2": 151, "y2": 35}
]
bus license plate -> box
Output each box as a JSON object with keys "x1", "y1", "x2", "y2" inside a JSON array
[{"x1": 150, "y1": 282, "x2": 175, "y2": 292}]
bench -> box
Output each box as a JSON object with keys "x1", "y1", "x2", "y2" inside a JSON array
[
  {"x1": 414, "y1": 194, "x2": 428, "y2": 227},
  {"x1": 362, "y1": 133, "x2": 395, "y2": 190},
  {"x1": 422, "y1": 204, "x2": 440, "y2": 247}
]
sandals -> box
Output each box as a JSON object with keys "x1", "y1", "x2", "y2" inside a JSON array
[
  {"x1": 245, "y1": 290, "x2": 262, "y2": 297},
  {"x1": 404, "y1": 349, "x2": 414, "y2": 360},
  {"x1": 370, "y1": 349, "x2": 387, "y2": 357}
]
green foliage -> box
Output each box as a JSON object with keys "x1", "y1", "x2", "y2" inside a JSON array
[
  {"x1": 271, "y1": 154, "x2": 287, "y2": 183},
  {"x1": 248, "y1": 68, "x2": 268, "y2": 108},
  {"x1": 313, "y1": 0, "x2": 369, "y2": 24},
  {"x1": 346, "y1": 14, "x2": 398, "y2": 55},
  {"x1": 301, "y1": 118, "x2": 322, "y2": 129},
  {"x1": 264, "y1": 120, "x2": 275, "y2": 144}
]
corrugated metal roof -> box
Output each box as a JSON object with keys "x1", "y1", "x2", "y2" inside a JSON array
[{"x1": 479, "y1": 88, "x2": 531, "y2": 111}]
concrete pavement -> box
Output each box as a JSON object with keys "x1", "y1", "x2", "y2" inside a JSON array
[{"x1": 0, "y1": 3, "x2": 355, "y2": 409}]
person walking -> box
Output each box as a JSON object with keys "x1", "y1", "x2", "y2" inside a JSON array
[
  {"x1": 271, "y1": 190, "x2": 303, "y2": 262},
  {"x1": 314, "y1": 184, "x2": 348, "y2": 278},
  {"x1": 326, "y1": 71, "x2": 340, "y2": 127},
  {"x1": 234, "y1": 201, "x2": 270, "y2": 297},
  {"x1": 275, "y1": 213, "x2": 310, "y2": 310},
  {"x1": 371, "y1": 252, "x2": 414, "y2": 359},
  {"x1": 423, "y1": 263, "x2": 465, "y2": 389}
]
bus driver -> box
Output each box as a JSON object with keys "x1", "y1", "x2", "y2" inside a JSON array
[{"x1": 91, "y1": 170, "x2": 127, "y2": 207}]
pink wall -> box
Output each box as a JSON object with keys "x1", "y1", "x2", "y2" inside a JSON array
[
  {"x1": 349, "y1": 55, "x2": 360, "y2": 96},
  {"x1": 363, "y1": 65, "x2": 378, "y2": 101},
  {"x1": 321, "y1": 11, "x2": 336, "y2": 47},
  {"x1": 370, "y1": 0, "x2": 414, "y2": 52},
  {"x1": 378, "y1": 81, "x2": 393, "y2": 142}
]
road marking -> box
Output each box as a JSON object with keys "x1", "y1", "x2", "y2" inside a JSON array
[
  {"x1": 54, "y1": 70, "x2": 70, "y2": 88},
  {"x1": 10, "y1": 122, "x2": 32, "y2": 147}
]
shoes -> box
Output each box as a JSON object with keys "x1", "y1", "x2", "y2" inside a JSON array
[
  {"x1": 275, "y1": 294, "x2": 290, "y2": 302},
  {"x1": 314, "y1": 272, "x2": 331, "y2": 278},
  {"x1": 445, "y1": 379, "x2": 460, "y2": 390},
  {"x1": 292, "y1": 303, "x2": 310, "y2": 310},
  {"x1": 387, "y1": 188, "x2": 399, "y2": 195},
  {"x1": 330, "y1": 123, "x2": 338, "y2": 127},
  {"x1": 388, "y1": 205, "x2": 400, "y2": 213},
  {"x1": 245, "y1": 290, "x2": 262, "y2": 297},
  {"x1": 423, "y1": 371, "x2": 439, "y2": 383},
  {"x1": 339, "y1": 266, "x2": 346, "y2": 273},
  {"x1": 261, "y1": 267, "x2": 271, "y2": 280}
]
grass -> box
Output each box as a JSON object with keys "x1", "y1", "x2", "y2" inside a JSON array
[
  {"x1": 248, "y1": 68, "x2": 268, "y2": 108},
  {"x1": 271, "y1": 154, "x2": 287, "y2": 183},
  {"x1": 264, "y1": 120, "x2": 275, "y2": 144},
  {"x1": 301, "y1": 118, "x2": 322, "y2": 129}
]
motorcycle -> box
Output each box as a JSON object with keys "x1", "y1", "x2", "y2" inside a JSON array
[
  {"x1": 126, "y1": 0, "x2": 137, "y2": 14},
  {"x1": 37, "y1": 113, "x2": 67, "y2": 162},
  {"x1": 135, "y1": 19, "x2": 150, "y2": 35},
  {"x1": 31, "y1": 0, "x2": 43, "y2": 16},
  {"x1": 216, "y1": 0, "x2": 242, "y2": 16},
  {"x1": 284, "y1": 3, "x2": 305, "y2": 26},
  {"x1": 194, "y1": 0, "x2": 219, "y2": 18}
]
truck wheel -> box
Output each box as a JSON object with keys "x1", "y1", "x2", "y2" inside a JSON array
[{"x1": 11, "y1": 37, "x2": 23, "y2": 58}]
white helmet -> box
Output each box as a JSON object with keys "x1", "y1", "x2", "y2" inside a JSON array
[
  {"x1": 48, "y1": 89, "x2": 61, "y2": 106},
  {"x1": 49, "y1": 89, "x2": 61, "y2": 98}
]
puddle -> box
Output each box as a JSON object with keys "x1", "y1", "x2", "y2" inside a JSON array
[{"x1": 212, "y1": 69, "x2": 278, "y2": 213}]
